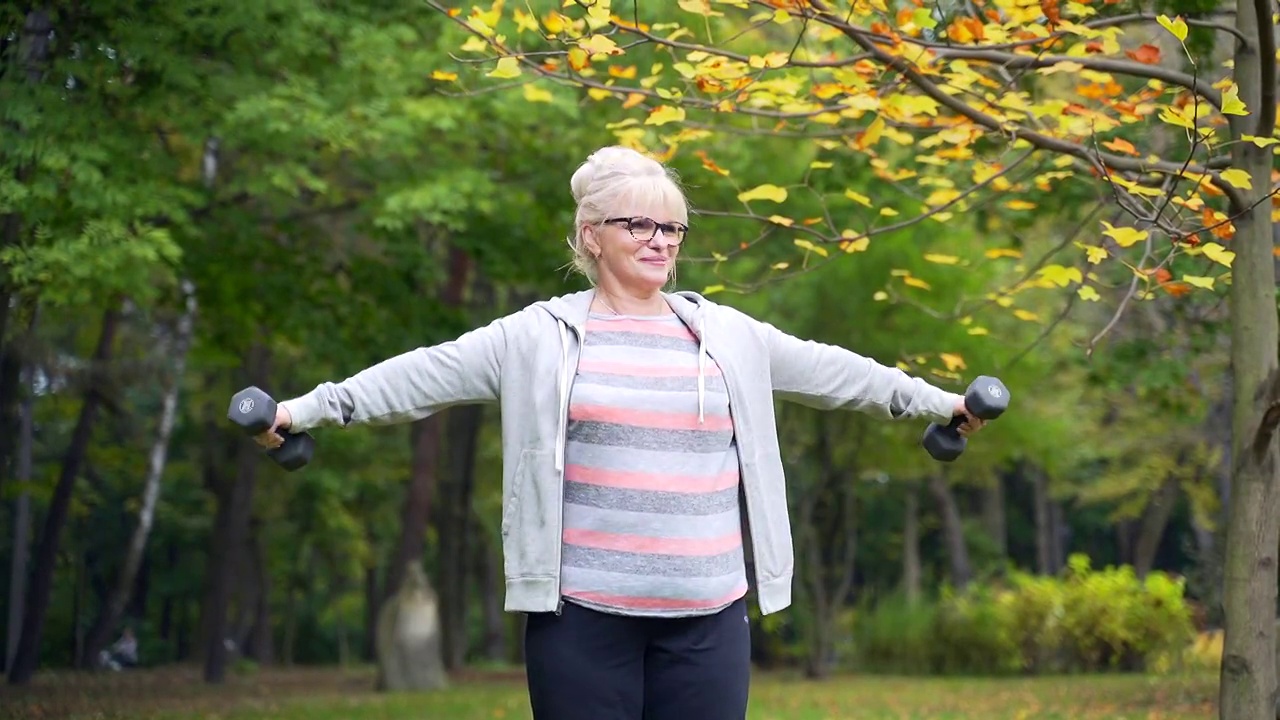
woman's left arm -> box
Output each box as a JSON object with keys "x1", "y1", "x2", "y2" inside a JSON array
[{"x1": 757, "y1": 317, "x2": 964, "y2": 423}]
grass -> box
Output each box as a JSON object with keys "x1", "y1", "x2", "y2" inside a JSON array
[{"x1": 1, "y1": 665, "x2": 1219, "y2": 720}]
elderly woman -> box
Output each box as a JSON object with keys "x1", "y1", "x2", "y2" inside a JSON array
[{"x1": 256, "y1": 146, "x2": 982, "y2": 720}]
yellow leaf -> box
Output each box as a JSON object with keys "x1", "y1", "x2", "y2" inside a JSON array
[
  {"x1": 738, "y1": 184, "x2": 788, "y2": 203},
  {"x1": 771, "y1": 262, "x2": 790, "y2": 270},
  {"x1": 873, "y1": 290, "x2": 889, "y2": 301},
  {"x1": 1219, "y1": 168, "x2": 1253, "y2": 189},
  {"x1": 645, "y1": 105, "x2": 686, "y2": 126},
  {"x1": 967, "y1": 326, "x2": 989, "y2": 336},
  {"x1": 841, "y1": 237, "x2": 870, "y2": 253},
  {"x1": 678, "y1": 0, "x2": 724, "y2": 15},
  {"x1": 522, "y1": 84, "x2": 553, "y2": 102},
  {"x1": 1101, "y1": 221, "x2": 1148, "y2": 248},
  {"x1": 487, "y1": 56, "x2": 522, "y2": 79},
  {"x1": 1182, "y1": 274, "x2": 1214, "y2": 289},
  {"x1": 844, "y1": 190, "x2": 872, "y2": 207},
  {"x1": 1157, "y1": 14, "x2": 1188, "y2": 42},
  {"x1": 1077, "y1": 285, "x2": 1101, "y2": 301},
  {"x1": 1080, "y1": 244, "x2": 1108, "y2": 264},
  {"x1": 749, "y1": 52, "x2": 790, "y2": 69},
  {"x1": 985, "y1": 248, "x2": 1022, "y2": 259},
  {"x1": 702, "y1": 284, "x2": 726, "y2": 294},
  {"x1": 1199, "y1": 242, "x2": 1236, "y2": 267},
  {"x1": 939, "y1": 352, "x2": 967, "y2": 372},
  {"x1": 794, "y1": 238, "x2": 829, "y2": 257},
  {"x1": 1038, "y1": 264, "x2": 1083, "y2": 287},
  {"x1": 1242, "y1": 134, "x2": 1280, "y2": 148},
  {"x1": 579, "y1": 34, "x2": 622, "y2": 56},
  {"x1": 903, "y1": 275, "x2": 932, "y2": 290},
  {"x1": 879, "y1": 208, "x2": 899, "y2": 217},
  {"x1": 924, "y1": 253, "x2": 960, "y2": 265},
  {"x1": 768, "y1": 215, "x2": 794, "y2": 226},
  {"x1": 810, "y1": 161, "x2": 833, "y2": 169},
  {"x1": 1005, "y1": 200, "x2": 1037, "y2": 210},
  {"x1": 1220, "y1": 84, "x2": 1248, "y2": 115},
  {"x1": 430, "y1": 70, "x2": 458, "y2": 81},
  {"x1": 1013, "y1": 309, "x2": 1040, "y2": 321}
]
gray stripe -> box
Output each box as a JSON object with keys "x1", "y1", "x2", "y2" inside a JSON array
[
  {"x1": 562, "y1": 504, "x2": 742, "y2": 539},
  {"x1": 561, "y1": 567, "x2": 748, "y2": 601},
  {"x1": 565, "y1": 481, "x2": 740, "y2": 515},
  {"x1": 570, "y1": 381, "x2": 732, "y2": 416},
  {"x1": 574, "y1": 372, "x2": 727, "y2": 394},
  {"x1": 567, "y1": 421, "x2": 732, "y2": 452},
  {"x1": 585, "y1": 331, "x2": 699, "y2": 353},
  {"x1": 565, "y1": 441, "x2": 740, "y2": 477},
  {"x1": 583, "y1": 345, "x2": 709, "y2": 370},
  {"x1": 562, "y1": 544, "x2": 745, "y2": 577}
]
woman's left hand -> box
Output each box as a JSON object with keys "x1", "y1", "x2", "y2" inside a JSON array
[{"x1": 953, "y1": 396, "x2": 985, "y2": 436}]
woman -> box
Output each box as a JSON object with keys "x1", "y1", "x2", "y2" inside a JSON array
[{"x1": 256, "y1": 146, "x2": 983, "y2": 719}]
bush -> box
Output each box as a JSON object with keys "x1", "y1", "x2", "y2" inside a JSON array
[{"x1": 851, "y1": 554, "x2": 1196, "y2": 676}]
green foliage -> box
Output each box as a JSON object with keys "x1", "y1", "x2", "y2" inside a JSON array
[{"x1": 852, "y1": 556, "x2": 1196, "y2": 676}]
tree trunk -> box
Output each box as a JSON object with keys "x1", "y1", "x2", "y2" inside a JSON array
[
  {"x1": 437, "y1": 404, "x2": 484, "y2": 671},
  {"x1": 383, "y1": 416, "x2": 442, "y2": 603},
  {"x1": 201, "y1": 344, "x2": 268, "y2": 684},
  {"x1": 478, "y1": 529, "x2": 507, "y2": 662},
  {"x1": 7, "y1": 304, "x2": 121, "y2": 685},
  {"x1": 1218, "y1": 0, "x2": 1279, "y2": 712},
  {"x1": 82, "y1": 283, "x2": 196, "y2": 667},
  {"x1": 928, "y1": 474, "x2": 972, "y2": 589},
  {"x1": 981, "y1": 474, "x2": 1007, "y2": 560},
  {"x1": 1031, "y1": 466, "x2": 1056, "y2": 574},
  {"x1": 243, "y1": 520, "x2": 273, "y2": 665},
  {"x1": 902, "y1": 485, "x2": 921, "y2": 605},
  {"x1": 5, "y1": 357, "x2": 36, "y2": 673},
  {"x1": 1132, "y1": 475, "x2": 1180, "y2": 579}
]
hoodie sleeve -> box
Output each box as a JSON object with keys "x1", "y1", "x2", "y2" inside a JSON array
[
  {"x1": 279, "y1": 311, "x2": 517, "y2": 433},
  {"x1": 756, "y1": 318, "x2": 962, "y2": 423}
]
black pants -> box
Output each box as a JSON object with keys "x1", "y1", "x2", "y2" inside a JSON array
[{"x1": 524, "y1": 597, "x2": 752, "y2": 720}]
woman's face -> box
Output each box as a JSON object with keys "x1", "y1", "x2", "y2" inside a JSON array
[{"x1": 585, "y1": 203, "x2": 688, "y2": 294}]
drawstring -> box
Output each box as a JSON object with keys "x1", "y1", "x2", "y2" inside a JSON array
[
  {"x1": 697, "y1": 315, "x2": 707, "y2": 425},
  {"x1": 556, "y1": 321, "x2": 569, "y2": 471}
]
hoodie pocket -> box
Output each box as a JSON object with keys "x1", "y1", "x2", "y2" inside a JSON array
[{"x1": 501, "y1": 448, "x2": 558, "y2": 577}]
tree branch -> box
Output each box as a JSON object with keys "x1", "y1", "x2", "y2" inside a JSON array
[
  {"x1": 1253, "y1": 0, "x2": 1277, "y2": 136},
  {"x1": 807, "y1": 0, "x2": 1219, "y2": 179},
  {"x1": 1086, "y1": 13, "x2": 1249, "y2": 45}
]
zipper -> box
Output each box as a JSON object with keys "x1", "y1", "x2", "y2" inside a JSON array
[
  {"x1": 555, "y1": 319, "x2": 585, "y2": 616},
  {"x1": 707, "y1": 328, "x2": 763, "y2": 597}
]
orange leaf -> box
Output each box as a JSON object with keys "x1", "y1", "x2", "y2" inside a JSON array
[
  {"x1": 1040, "y1": 0, "x2": 1061, "y2": 26},
  {"x1": 1125, "y1": 44, "x2": 1162, "y2": 64},
  {"x1": 1101, "y1": 137, "x2": 1139, "y2": 156},
  {"x1": 695, "y1": 150, "x2": 731, "y2": 176}
]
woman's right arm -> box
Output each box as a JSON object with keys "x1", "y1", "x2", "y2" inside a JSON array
[{"x1": 278, "y1": 310, "x2": 520, "y2": 433}]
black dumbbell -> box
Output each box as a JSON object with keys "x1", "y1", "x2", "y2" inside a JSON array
[
  {"x1": 227, "y1": 386, "x2": 315, "y2": 471},
  {"x1": 922, "y1": 375, "x2": 1010, "y2": 462}
]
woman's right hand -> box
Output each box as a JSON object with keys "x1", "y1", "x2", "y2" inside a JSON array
[{"x1": 253, "y1": 404, "x2": 293, "y2": 450}]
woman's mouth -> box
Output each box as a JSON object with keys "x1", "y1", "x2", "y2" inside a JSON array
[{"x1": 640, "y1": 257, "x2": 667, "y2": 266}]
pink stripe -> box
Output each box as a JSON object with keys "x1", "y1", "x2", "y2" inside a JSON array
[
  {"x1": 587, "y1": 317, "x2": 695, "y2": 339},
  {"x1": 570, "y1": 403, "x2": 732, "y2": 431},
  {"x1": 565, "y1": 464, "x2": 740, "y2": 493},
  {"x1": 563, "y1": 528, "x2": 742, "y2": 557},
  {"x1": 565, "y1": 583, "x2": 749, "y2": 611},
  {"x1": 578, "y1": 358, "x2": 721, "y2": 377}
]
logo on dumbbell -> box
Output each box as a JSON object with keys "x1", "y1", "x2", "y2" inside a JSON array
[
  {"x1": 238, "y1": 398, "x2": 255, "y2": 414},
  {"x1": 988, "y1": 385, "x2": 1003, "y2": 398}
]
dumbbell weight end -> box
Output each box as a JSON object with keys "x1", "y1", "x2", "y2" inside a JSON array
[{"x1": 227, "y1": 385, "x2": 315, "y2": 472}]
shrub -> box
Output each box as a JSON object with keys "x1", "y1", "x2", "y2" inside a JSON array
[{"x1": 851, "y1": 554, "x2": 1196, "y2": 676}]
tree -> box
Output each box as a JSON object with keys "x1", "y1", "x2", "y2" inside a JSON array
[{"x1": 429, "y1": 0, "x2": 1279, "y2": 716}]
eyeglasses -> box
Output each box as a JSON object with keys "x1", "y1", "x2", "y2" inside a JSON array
[{"x1": 603, "y1": 216, "x2": 689, "y2": 245}]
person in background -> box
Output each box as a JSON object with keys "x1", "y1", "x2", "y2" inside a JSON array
[
  {"x1": 254, "y1": 145, "x2": 984, "y2": 720},
  {"x1": 99, "y1": 626, "x2": 138, "y2": 671}
]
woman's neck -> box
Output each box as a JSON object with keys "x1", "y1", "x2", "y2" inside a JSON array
[{"x1": 592, "y1": 286, "x2": 668, "y2": 316}]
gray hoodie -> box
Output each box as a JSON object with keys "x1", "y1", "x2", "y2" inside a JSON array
[{"x1": 280, "y1": 289, "x2": 963, "y2": 616}]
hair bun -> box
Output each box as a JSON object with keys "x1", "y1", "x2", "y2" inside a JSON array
[{"x1": 570, "y1": 146, "x2": 664, "y2": 202}]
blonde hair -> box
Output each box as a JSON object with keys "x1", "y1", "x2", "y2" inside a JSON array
[{"x1": 567, "y1": 146, "x2": 690, "y2": 284}]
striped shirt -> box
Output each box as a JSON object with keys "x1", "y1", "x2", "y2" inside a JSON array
[{"x1": 559, "y1": 312, "x2": 749, "y2": 618}]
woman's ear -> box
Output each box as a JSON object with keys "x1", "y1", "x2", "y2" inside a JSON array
[{"x1": 582, "y1": 225, "x2": 602, "y2": 258}]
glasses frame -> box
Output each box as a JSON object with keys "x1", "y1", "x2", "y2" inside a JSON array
[{"x1": 602, "y1": 216, "x2": 689, "y2": 245}]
